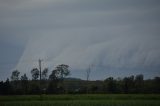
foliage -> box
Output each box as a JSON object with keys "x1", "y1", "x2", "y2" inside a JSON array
[
  {"x1": 42, "y1": 68, "x2": 48, "y2": 80},
  {"x1": 105, "y1": 77, "x2": 117, "y2": 93},
  {"x1": 21, "y1": 74, "x2": 28, "y2": 81},
  {"x1": 0, "y1": 64, "x2": 160, "y2": 95},
  {"x1": 47, "y1": 64, "x2": 70, "y2": 94},
  {"x1": 54, "y1": 64, "x2": 70, "y2": 79},
  {"x1": 31, "y1": 68, "x2": 39, "y2": 80},
  {"x1": 20, "y1": 74, "x2": 29, "y2": 94},
  {"x1": 10, "y1": 70, "x2": 20, "y2": 81},
  {"x1": 49, "y1": 70, "x2": 57, "y2": 80}
]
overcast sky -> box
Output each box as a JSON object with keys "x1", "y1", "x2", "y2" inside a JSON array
[{"x1": 0, "y1": 0, "x2": 160, "y2": 80}]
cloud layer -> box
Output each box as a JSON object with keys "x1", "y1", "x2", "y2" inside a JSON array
[{"x1": 0, "y1": 0, "x2": 160, "y2": 80}]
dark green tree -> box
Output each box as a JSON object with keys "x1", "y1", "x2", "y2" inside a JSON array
[
  {"x1": 31, "y1": 68, "x2": 39, "y2": 80},
  {"x1": 41, "y1": 68, "x2": 49, "y2": 94},
  {"x1": 135, "y1": 74, "x2": 144, "y2": 93},
  {"x1": 105, "y1": 77, "x2": 117, "y2": 93},
  {"x1": 30, "y1": 68, "x2": 40, "y2": 94},
  {"x1": 55, "y1": 64, "x2": 70, "y2": 79},
  {"x1": 49, "y1": 69, "x2": 58, "y2": 80},
  {"x1": 10, "y1": 70, "x2": 20, "y2": 94},
  {"x1": 152, "y1": 77, "x2": 160, "y2": 93},
  {"x1": 0, "y1": 78, "x2": 11, "y2": 95},
  {"x1": 21, "y1": 74, "x2": 29, "y2": 94},
  {"x1": 47, "y1": 70, "x2": 58, "y2": 94},
  {"x1": 21, "y1": 74, "x2": 28, "y2": 81},
  {"x1": 42, "y1": 68, "x2": 48, "y2": 80},
  {"x1": 47, "y1": 64, "x2": 70, "y2": 94},
  {"x1": 11, "y1": 70, "x2": 20, "y2": 81},
  {"x1": 123, "y1": 75, "x2": 135, "y2": 93}
]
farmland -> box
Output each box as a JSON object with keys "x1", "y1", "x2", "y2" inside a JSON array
[{"x1": 0, "y1": 94, "x2": 160, "y2": 106}]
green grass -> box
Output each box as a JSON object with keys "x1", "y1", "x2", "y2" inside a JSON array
[{"x1": 0, "y1": 94, "x2": 160, "y2": 106}]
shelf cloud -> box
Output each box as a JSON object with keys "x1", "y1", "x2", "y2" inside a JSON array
[{"x1": 0, "y1": 0, "x2": 160, "y2": 80}]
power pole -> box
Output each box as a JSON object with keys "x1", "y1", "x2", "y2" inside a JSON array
[
  {"x1": 86, "y1": 64, "x2": 94, "y2": 94},
  {"x1": 86, "y1": 65, "x2": 90, "y2": 94},
  {"x1": 86, "y1": 66, "x2": 91, "y2": 81},
  {"x1": 86, "y1": 64, "x2": 94, "y2": 81},
  {"x1": 38, "y1": 59, "x2": 43, "y2": 98},
  {"x1": 39, "y1": 59, "x2": 42, "y2": 82}
]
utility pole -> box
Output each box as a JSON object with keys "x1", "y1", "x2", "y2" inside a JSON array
[
  {"x1": 38, "y1": 59, "x2": 43, "y2": 99},
  {"x1": 86, "y1": 65, "x2": 90, "y2": 94},
  {"x1": 86, "y1": 66, "x2": 91, "y2": 81},
  {"x1": 86, "y1": 64, "x2": 94, "y2": 81},
  {"x1": 39, "y1": 59, "x2": 42, "y2": 82},
  {"x1": 86, "y1": 64, "x2": 94, "y2": 94}
]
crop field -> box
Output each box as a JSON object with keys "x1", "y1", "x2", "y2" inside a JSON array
[{"x1": 0, "y1": 94, "x2": 160, "y2": 106}]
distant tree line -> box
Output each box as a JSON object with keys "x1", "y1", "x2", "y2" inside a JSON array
[{"x1": 0, "y1": 64, "x2": 160, "y2": 95}]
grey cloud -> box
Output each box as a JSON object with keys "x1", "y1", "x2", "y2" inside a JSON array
[{"x1": 0, "y1": 0, "x2": 160, "y2": 80}]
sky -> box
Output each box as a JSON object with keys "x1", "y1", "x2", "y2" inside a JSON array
[{"x1": 0, "y1": 0, "x2": 160, "y2": 80}]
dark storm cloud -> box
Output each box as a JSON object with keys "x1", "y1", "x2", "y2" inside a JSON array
[{"x1": 0, "y1": 0, "x2": 160, "y2": 80}]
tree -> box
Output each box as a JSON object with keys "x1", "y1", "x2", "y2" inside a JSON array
[
  {"x1": 135, "y1": 74, "x2": 144, "y2": 93},
  {"x1": 153, "y1": 77, "x2": 160, "y2": 93},
  {"x1": 40, "y1": 68, "x2": 49, "y2": 94},
  {"x1": 20, "y1": 74, "x2": 29, "y2": 94},
  {"x1": 56, "y1": 64, "x2": 70, "y2": 93},
  {"x1": 31, "y1": 68, "x2": 39, "y2": 80},
  {"x1": 105, "y1": 77, "x2": 117, "y2": 93},
  {"x1": 123, "y1": 76, "x2": 135, "y2": 93},
  {"x1": 11, "y1": 70, "x2": 20, "y2": 81},
  {"x1": 0, "y1": 78, "x2": 11, "y2": 95},
  {"x1": 0, "y1": 81, "x2": 3, "y2": 95},
  {"x1": 4, "y1": 78, "x2": 11, "y2": 95},
  {"x1": 47, "y1": 70, "x2": 58, "y2": 94},
  {"x1": 49, "y1": 69, "x2": 58, "y2": 81},
  {"x1": 55, "y1": 64, "x2": 70, "y2": 79},
  {"x1": 42, "y1": 68, "x2": 48, "y2": 80},
  {"x1": 47, "y1": 64, "x2": 70, "y2": 94},
  {"x1": 21, "y1": 74, "x2": 28, "y2": 81},
  {"x1": 135, "y1": 74, "x2": 143, "y2": 93},
  {"x1": 10, "y1": 70, "x2": 20, "y2": 94}
]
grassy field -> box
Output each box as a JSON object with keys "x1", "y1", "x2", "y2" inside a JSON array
[{"x1": 0, "y1": 94, "x2": 160, "y2": 106}]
